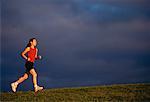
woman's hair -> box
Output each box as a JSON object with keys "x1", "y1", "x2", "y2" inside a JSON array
[{"x1": 25, "y1": 38, "x2": 36, "y2": 48}]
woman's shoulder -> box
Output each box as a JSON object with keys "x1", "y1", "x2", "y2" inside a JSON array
[{"x1": 26, "y1": 47, "x2": 30, "y2": 50}]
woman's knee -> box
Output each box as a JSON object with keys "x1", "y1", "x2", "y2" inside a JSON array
[
  {"x1": 23, "y1": 74, "x2": 28, "y2": 79},
  {"x1": 33, "y1": 72, "x2": 37, "y2": 77},
  {"x1": 30, "y1": 69, "x2": 37, "y2": 77}
]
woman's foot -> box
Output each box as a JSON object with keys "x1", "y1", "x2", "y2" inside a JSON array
[
  {"x1": 34, "y1": 85, "x2": 44, "y2": 92},
  {"x1": 11, "y1": 82, "x2": 18, "y2": 92}
]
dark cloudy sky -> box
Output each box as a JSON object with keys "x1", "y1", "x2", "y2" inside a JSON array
[{"x1": 1, "y1": 0, "x2": 150, "y2": 92}]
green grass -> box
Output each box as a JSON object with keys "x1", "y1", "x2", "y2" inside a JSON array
[{"x1": 1, "y1": 83, "x2": 150, "y2": 102}]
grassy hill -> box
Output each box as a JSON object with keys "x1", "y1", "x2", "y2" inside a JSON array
[{"x1": 1, "y1": 83, "x2": 150, "y2": 102}]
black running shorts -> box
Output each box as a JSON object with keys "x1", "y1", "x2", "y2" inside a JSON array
[{"x1": 25, "y1": 61, "x2": 34, "y2": 75}]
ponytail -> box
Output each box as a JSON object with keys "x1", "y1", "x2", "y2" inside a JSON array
[{"x1": 25, "y1": 43, "x2": 31, "y2": 48}]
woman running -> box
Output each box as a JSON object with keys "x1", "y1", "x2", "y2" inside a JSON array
[{"x1": 11, "y1": 38, "x2": 44, "y2": 92}]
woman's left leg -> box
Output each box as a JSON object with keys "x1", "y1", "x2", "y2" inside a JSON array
[
  {"x1": 30, "y1": 68, "x2": 37, "y2": 87},
  {"x1": 30, "y1": 68, "x2": 43, "y2": 92}
]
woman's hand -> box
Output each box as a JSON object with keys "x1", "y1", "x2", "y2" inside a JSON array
[
  {"x1": 38, "y1": 55, "x2": 42, "y2": 60},
  {"x1": 27, "y1": 58, "x2": 31, "y2": 61},
  {"x1": 35, "y1": 55, "x2": 42, "y2": 60}
]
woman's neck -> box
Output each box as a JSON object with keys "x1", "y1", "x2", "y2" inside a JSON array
[{"x1": 31, "y1": 45, "x2": 35, "y2": 49}]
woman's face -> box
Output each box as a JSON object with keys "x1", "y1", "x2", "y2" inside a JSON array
[{"x1": 31, "y1": 39, "x2": 37, "y2": 46}]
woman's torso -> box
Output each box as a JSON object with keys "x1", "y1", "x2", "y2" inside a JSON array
[{"x1": 27, "y1": 47, "x2": 36, "y2": 62}]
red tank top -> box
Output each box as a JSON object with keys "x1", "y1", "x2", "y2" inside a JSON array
[{"x1": 27, "y1": 47, "x2": 36, "y2": 62}]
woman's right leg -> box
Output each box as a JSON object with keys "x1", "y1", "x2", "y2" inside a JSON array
[
  {"x1": 11, "y1": 73, "x2": 28, "y2": 92},
  {"x1": 16, "y1": 73, "x2": 28, "y2": 84}
]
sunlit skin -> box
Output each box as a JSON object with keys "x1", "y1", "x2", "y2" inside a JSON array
[{"x1": 16, "y1": 39, "x2": 38, "y2": 86}]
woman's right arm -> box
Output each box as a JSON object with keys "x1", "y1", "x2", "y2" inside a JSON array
[{"x1": 21, "y1": 47, "x2": 30, "y2": 60}]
